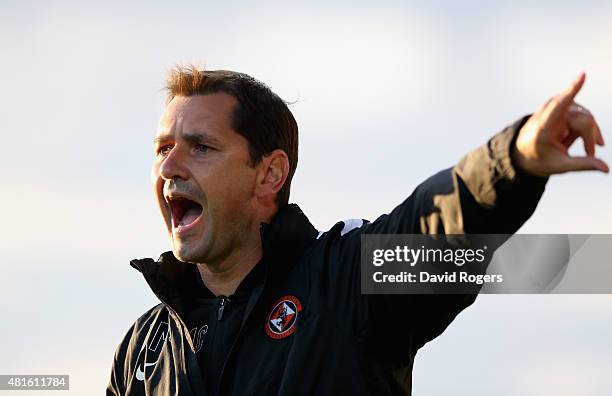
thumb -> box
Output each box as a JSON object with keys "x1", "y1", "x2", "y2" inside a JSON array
[{"x1": 559, "y1": 155, "x2": 609, "y2": 174}]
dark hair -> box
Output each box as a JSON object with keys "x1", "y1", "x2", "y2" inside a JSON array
[{"x1": 165, "y1": 64, "x2": 298, "y2": 207}]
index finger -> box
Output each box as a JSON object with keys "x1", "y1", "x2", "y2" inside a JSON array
[
  {"x1": 544, "y1": 72, "x2": 587, "y2": 122},
  {"x1": 559, "y1": 72, "x2": 586, "y2": 106}
]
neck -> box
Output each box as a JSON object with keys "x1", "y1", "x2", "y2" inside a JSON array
[
  {"x1": 196, "y1": 235, "x2": 263, "y2": 297},
  {"x1": 196, "y1": 205, "x2": 278, "y2": 296}
]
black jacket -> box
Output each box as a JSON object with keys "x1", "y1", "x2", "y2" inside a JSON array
[{"x1": 107, "y1": 117, "x2": 548, "y2": 395}]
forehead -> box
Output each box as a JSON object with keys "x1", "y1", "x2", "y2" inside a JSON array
[{"x1": 156, "y1": 93, "x2": 239, "y2": 139}]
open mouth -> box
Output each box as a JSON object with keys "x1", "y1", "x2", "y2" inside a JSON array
[{"x1": 167, "y1": 197, "x2": 203, "y2": 230}]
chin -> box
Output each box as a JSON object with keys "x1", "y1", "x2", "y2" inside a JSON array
[
  {"x1": 172, "y1": 241, "x2": 207, "y2": 264},
  {"x1": 172, "y1": 244, "x2": 194, "y2": 263},
  {"x1": 173, "y1": 252, "x2": 195, "y2": 264}
]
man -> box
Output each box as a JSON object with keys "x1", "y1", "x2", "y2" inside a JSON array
[{"x1": 107, "y1": 66, "x2": 607, "y2": 395}]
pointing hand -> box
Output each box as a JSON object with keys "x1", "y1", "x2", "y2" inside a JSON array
[{"x1": 512, "y1": 73, "x2": 609, "y2": 177}]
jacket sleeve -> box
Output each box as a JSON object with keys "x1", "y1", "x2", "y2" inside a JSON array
[{"x1": 323, "y1": 116, "x2": 548, "y2": 362}]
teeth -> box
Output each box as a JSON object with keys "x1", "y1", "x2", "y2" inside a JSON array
[{"x1": 169, "y1": 198, "x2": 185, "y2": 229}]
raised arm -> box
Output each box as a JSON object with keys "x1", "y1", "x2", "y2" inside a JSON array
[{"x1": 319, "y1": 73, "x2": 607, "y2": 362}]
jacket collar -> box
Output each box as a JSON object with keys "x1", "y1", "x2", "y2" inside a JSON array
[{"x1": 130, "y1": 203, "x2": 318, "y2": 309}]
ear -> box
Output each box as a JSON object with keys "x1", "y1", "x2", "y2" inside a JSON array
[{"x1": 255, "y1": 149, "x2": 290, "y2": 203}]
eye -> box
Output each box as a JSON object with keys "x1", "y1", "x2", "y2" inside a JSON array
[
  {"x1": 195, "y1": 144, "x2": 210, "y2": 154},
  {"x1": 157, "y1": 145, "x2": 173, "y2": 157}
]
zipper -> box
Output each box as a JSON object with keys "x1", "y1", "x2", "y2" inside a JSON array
[
  {"x1": 217, "y1": 223, "x2": 270, "y2": 394},
  {"x1": 217, "y1": 296, "x2": 230, "y2": 321}
]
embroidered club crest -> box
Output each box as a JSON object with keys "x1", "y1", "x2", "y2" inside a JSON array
[{"x1": 265, "y1": 295, "x2": 302, "y2": 339}]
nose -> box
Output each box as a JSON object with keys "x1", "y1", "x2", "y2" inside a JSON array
[{"x1": 158, "y1": 147, "x2": 189, "y2": 181}]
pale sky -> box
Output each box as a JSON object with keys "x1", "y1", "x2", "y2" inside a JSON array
[{"x1": 1, "y1": 1, "x2": 611, "y2": 394}]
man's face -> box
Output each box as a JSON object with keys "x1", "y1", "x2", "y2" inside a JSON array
[{"x1": 152, "y1": 93, "x2": 259, "y2": 264}]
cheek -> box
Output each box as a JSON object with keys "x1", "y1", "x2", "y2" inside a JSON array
[
  {"x1": 222, "y1": 166, "x2": 256, "y2": 198},
  {"x1": 206, "y1": 167, "x2": 256, "y2": 212},
  {"x1": 151, "y1": 164, "x2": 164, "y2": 194},
  {"x1": 151, "y1": 162, "x2": 161, "y2": 187},
  {"x1": 151, "y1": 165, "x2": 168, "y2": 214}
]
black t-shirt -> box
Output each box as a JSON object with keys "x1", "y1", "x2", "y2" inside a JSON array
[{"x1": 183, "y1": 260, "x2": 266, "y2": 396}]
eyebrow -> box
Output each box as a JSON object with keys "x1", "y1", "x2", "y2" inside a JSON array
[{"x1": 153, "y1": 131, "x2": 222, "y2": 146}]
